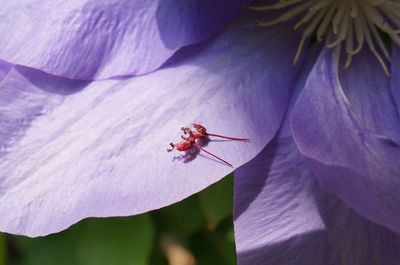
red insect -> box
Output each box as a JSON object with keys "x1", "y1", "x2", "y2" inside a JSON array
[
  {"x1": 167, "y1": 123, "x2": 249, "y2": 167},
  {"x1": 188, "y1": 123, "x2": 249, "y2": 141}
]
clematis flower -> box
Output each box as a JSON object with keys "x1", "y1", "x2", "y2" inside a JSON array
[{"x1": 1, "y1": 0, "x2": 400, "y2": 264}]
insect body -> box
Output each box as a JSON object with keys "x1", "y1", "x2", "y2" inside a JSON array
[
  {"x1": 167, "y1": 123, "x2": 249, "y2": 167},
  {"x1": 182, "y1": 124, "x2": 249, "y2": 141},
  {"x1": 192, "y1": 123, "x2": 250, "y2": 141}
]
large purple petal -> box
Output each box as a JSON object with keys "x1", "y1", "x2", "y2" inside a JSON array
[
  {"x1": 0, "y1": 17, "x2": 300, "y2": 236},
  {"x1": 291, "y1": 47, "x2": 400, "y2": 233},
  {"x1": 235, "y1": 99, "x2": 400, "y2": 265},
  {"x1": 0, "y1": 0, "x2": 250, "y2": 80}
]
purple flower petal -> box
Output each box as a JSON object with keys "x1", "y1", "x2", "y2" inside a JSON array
[
  {"x1": 291, "y1": 47, "x2": 400, "y2": 234},
  {"x1": 392, "y1": 45, "x2": 400, "y2": 113},
  {"x1": 0, "y1": 0, "x2": 249, "y2": 80},
  {"x1": 235, "y1": 100, "x2": 400, "y2": 265},
  {"x1": 234, "y1": 130, "x2": 400, "y2": 265},
  {"x1": 234, "y1": 49, "x2": 326, "y2": 264},
  {"x1": 234, "y1": 130, "x2": 326, "y2": 265},
  {"x1": 0, "y1": 60, "x2": 12, "y2": 81},
  {"x1": 319, "y1": 193, "x2": 400, "y2": 265},
  {"x1": 0, "y1": 18, "x2": 300, "y2": 236}
]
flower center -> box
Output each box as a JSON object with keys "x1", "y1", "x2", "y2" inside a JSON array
[{"x1": 252, "y1": 0, "x2": 400, "y2": 75}]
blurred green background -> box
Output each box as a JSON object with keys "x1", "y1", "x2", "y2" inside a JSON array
[{"x1": 1, "y1": 175, "x2": 236, "y2": 265}]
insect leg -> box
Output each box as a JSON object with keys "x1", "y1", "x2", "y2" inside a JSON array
[{"x1": 193, "y1": 144, "x2": 233, "y2": 167}]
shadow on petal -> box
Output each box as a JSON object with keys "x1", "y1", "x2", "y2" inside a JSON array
[
  {"x1": 16, "y1": 66, "x2": 90, "y2": 95},
  {"x1": 237, "y1": 230, "x2": 327, "y2": 265}
]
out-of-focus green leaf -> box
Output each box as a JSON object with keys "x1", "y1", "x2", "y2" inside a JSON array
[
  {"x1": 190, "y1": 230, "x2": 230, "y2": 265},
  {"x1": 212, "y1": 219, "x2": 237, "y2": 265},
  {"x1": 76, "y1": 215, "x2": 154, "y2": 265},
  {"x1": 199, "y1": 174, "x2": 233, "y2": 225},
  {"x1": 14, "y1": 214, "x2": 154, "y2": 265},
  {"x1": 189, "y1": 218, "x2": 237, "y2": 265},
  {"x1": 15, "y1": 228, "x2": 79, "y2": 265},
  {"x1": 0, "y1": 233, "x2": 5, "y2": 265},
  {"x1": 148, "y1": 243, "x2": 168, "y2": 265},
  {"x1": 225, "y1": 226, "x2": 235, "y2": 244},
  {"x1": 152, "y1": 195, "x2": 204, "y2": 239}
]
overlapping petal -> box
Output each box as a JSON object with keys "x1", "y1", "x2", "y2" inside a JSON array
[
  {"x1": 234, "y1": 126, "x2": 400, "y2": 265},
  {"x1": 234, "y1": 129, "x2": 326, "y2": 265},
  {"x1": 0, "y1": 0, "x2": 250, "y2": 80},
  {"x1": 235, "y1": 95, "x2": 400, "y2": 265},
  {"x1": 291, "y1": 47, "x2": 400, "y2": 233},
  {"x1": 234, "y1": 49, "x2": 326, "y2": 264},
  {"x1": 0, "y1": 17, "x2": 301, "y2": 236}
]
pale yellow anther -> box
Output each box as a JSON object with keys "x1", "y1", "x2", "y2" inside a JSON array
[{"x1": 251, "y1": 0, "x2": 400, "y2": 75}]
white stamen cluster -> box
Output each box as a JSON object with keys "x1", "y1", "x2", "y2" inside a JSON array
[{"x1": 252, "y1": 0, "x2": 400, "y2": 75}]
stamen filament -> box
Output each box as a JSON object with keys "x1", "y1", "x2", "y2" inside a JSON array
[{"x1": 252, "y1": 0, "x2": 400, "y2": 75}]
